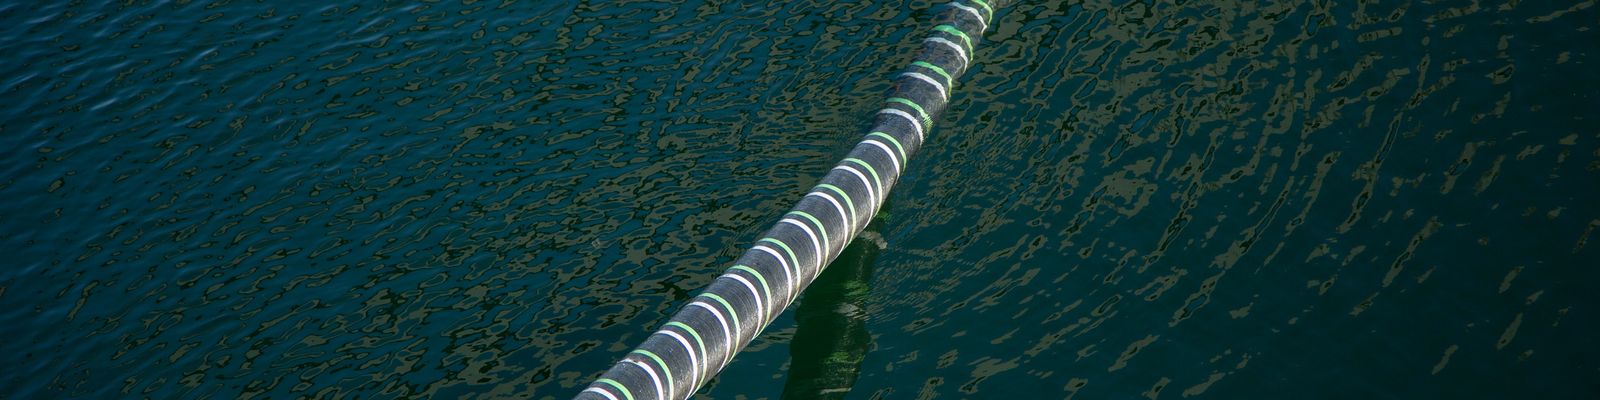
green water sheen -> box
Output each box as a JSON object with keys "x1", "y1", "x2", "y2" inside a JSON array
[{"x1": 1, "y1": 0, "x2": 1596, "y2": 398}]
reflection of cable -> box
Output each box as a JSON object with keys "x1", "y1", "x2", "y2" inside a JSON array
[
  {"x1": 576, "y1": 2, "x2": 1007, "y2": 399},
  {"x1": 781, "y1": 207, "x2": 887, "y2": 399}
]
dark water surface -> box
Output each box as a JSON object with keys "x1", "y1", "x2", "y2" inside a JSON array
[{"x1": 3, "y1": 0, "x2": 1597, "y2": 398}]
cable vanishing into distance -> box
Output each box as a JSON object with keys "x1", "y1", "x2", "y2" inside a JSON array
[{"x1": 576, "y1": 1, "x2": 1008, "y2": 399}]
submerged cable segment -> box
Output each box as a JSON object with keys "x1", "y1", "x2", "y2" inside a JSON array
[{"x1": 577, "y1": 1, "x2": 1007, "y2": 399}]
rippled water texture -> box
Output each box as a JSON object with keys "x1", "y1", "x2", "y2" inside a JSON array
[{"x1": 2, "y1": 0, "x2": 1597, "y2": 398}]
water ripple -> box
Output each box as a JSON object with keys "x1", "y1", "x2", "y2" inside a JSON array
[{"x1": 1, "y1": 0, "x2": 1597, "y2": 398}]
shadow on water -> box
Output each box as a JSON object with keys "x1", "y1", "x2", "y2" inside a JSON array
[{"x1": 780, "y1": 206, "x2": 889, "y2": 399}]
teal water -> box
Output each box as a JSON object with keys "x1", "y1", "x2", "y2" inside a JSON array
[{"x1": 2, "y1": 0, "x2": 1597, "y2": 398}]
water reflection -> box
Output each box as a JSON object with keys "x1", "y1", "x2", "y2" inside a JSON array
[{"x1": 781, "y1": 207, "x2": 887, "y2": 399}]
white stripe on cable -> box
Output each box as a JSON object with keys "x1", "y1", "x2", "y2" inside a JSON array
[
  {"x1": 862, "y1": 139, "x2": 903, "y2": 177},
  {"x1": 805, "y1": 192, "x2": 852, "y2": 235},
  {"x1": 657, "y1": 330, "x2": 701, "y2": 390},
  {"x1": 950, "y1": 3, "x2": 988, "y2": 32},
  {"x1": 780, "y1": 218, "x2": 824, "y2": 278},
  {"x1": 752, "y1": 245, "x2": 796, "y2": 303},
  {"x1": 833, "y1": 165, "x2": 879, "y2": 218},
  {"x1": 923, "y1": 37, "x2": 969, "y2": 71},
  {"x1": 688, "y1": 301, "x2": 735, "y2": 366},
  {"x1": 878, "y1": 108, "x2": 925, "y2": 141},
  {"x1": 583, "y1": 387, "x2": 620, "y2": 400},
  {"x1": 724, "y1": 273, "x2": 769, "y2": 326},
  {"x1": 898, "y1": 72, "x2": 948, "y2": 101},
  {"x1": 623, "y1": 359, "x2": 665, "y2": 400}
]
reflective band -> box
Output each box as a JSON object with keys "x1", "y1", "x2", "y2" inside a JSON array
[
  {"x1": 687, "y1": 301, "x2": 734, "y2": 366},
  {"x1": 723, "y1": 273, "x2": 767, "y2": 326},
  {"x1": 787, "y1": 211, "x2": 832, "y2": 253},
  {"x1": 663, "y1": 322, "x2": 708, "y2": 380},
  {"x1": 887, "y1": 97, "x2": 932, "y2": 126},
  {"x1": 951, "y1": 2, "x2": 988, "y2": 31},
  {"x1": 596, "y1": 379, "x2": 634, "y2": 400},
  {"x1": 866, "y1": 132, "x2": 908, "y2": 169},
  {"x1": 924, "y1": 37, "x2": 969, "y2": 70},
  {"x1": 911, "y1": 61, "x2": 953, "y2": 85},
  {"x1": 815, "y1": 184, "x2": 858, "y2": 227},
  {"x1": 729, "y1": 265, "x2": 773, "y2": 323},
  {"x1": 622, "y1": 360, "x2": 664, "y2": 400},
  {"x1": 862, "y1": 139, "x2": 902, "y2": 176},
  {"x1": 971, "y1": 0, "x2": 994, "y2": 16},
  {"x1": 898, "y1": 72, "x2": 949, "y2": 100},
  {"x1": 699, "y1": 293, "x2": 742, "y2": 342},
  {"x1": 843, "y1": 158, "x2": 884, "y2": 199},
  {"x1": 632, "y1": 350, "x2": 674, "y2": 399},
  {"x1": 779, "y1": 218, "x2": 824, "y2": 276},
  {"x1": 833, "y1": 165, "x2": 879, "y2": 216},
  {"x1": 933, "y1": 25, "x2": 973, "y2": 52},
  {"x1": 584, "y1": 388, "x2": 620, "y2": 400},
  {"x1": 656, "y1": 329, "x2": 701, "y2": 389},
  {"x1": 752, "y1": 245, "x2": 797, "y2": 302},
  {"x1": 805, "y1": 191, "x2": 852, "y2": 233},
  {"x1": 878, "y1": 108, "x2": 925, "y2": 141},
  {"x1": 758, "y1": 238, "x2": 803, "y2": 302},
  {"x1": 579, "y1": 1, "x2": 1005, "y2": 398}
]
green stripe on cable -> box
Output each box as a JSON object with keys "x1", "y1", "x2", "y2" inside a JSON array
[
  {"x1": 843, "y1": 158, "x2": 884, "y2": 193},
  {"x1": 757, "y1": 238, "x2": 802, "y2": 279},
  {"x1": 595, "y1": 379, "x2": 634, "y2": 400},
  {"x1": 970, "y1": 0, "x2": 994, "y2": 16},
  {"x1": 729, "y1": 265, "x2": 773, "y2": 309},
  {"x1": 933, "y1": 25, "x2": 973, "y2": 52},
  {"x1": 815, "y1": 184, "x2": 858, "y2": 224},
  {"x1": 886, "y1": 97, "x2": 932, "y2": 126},
  {"x1": 631, "y1": 349, "x2": 674, "y2": 398},
  {"x1": 867, "y1": 132, "x2": 909, "y2": 169},
  {"x1": 699, "y1": 293, "x2": 742, "y2": 338},
  {"x1": 664, "y1": 321, "x2": 708, "y2": 369},
  {"x1": 787, "y1": 211, "x2": 832, "y2": 251},
  {"x1": 911, "y1": 61, "x2": 954, "y2": 85}
]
